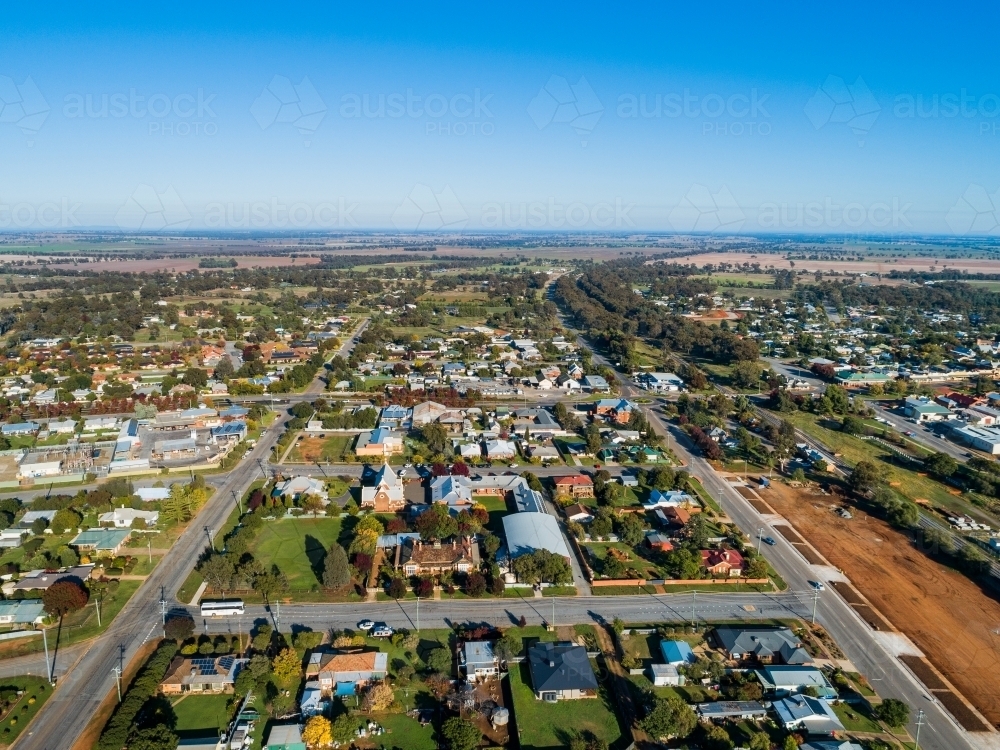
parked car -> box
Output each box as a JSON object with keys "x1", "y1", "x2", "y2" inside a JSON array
[
  {"x1": 762, "y1": 536, "x2": 777, "y2": 546},
  {"x1": 357, "y1": 619, "x2": 375, "y2": 631},
  {"x1": 371, "y1": 626, "x2": 394, "y2": 638}
]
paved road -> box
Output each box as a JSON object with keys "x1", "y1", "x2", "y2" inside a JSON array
[
  {"x1": 0, "y1": 642, "x2": 88, "y2": 681},
  {"x1": 574, "y1": 330, "x2": 979, "y2": 750},
  {"x1": 194, "y1": 592, "x2": 812, "y2": 635},
  {"x1": 863, "y1": 398, "x2": 971, "y2": 462}
]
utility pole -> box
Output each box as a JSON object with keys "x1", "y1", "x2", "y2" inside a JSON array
[
  {"x1": 757, "y1": 527, "x2": 764, "y2": 554},
  {"x1": 275, "y1": 600, "x2": 280, "y2": 632},
  {"x1": 112, "y1": 665, "x2": 122, "y2": 702},
  {"x1": 415, "y1": 594, "x2": 420, "y2": 633},
  {"x1": 691, "y1": 590, "x2": 697, "y2": 628},
  {"x1": 551, "y1": 596, "x2": 555, "y2": 629},
  {"x1": 42, "y1": 627, "x2": 52, "y2": 685},
  {"x1": 914, "y1": 708, "x2": 926, "y2": 750},
  {"x1": 159, "y1": 588, "x2": 167, "y2": 632},
  {"x1": 232, "y1": 489, "x2": 242, "y2": 514},
  {"x1": 147, "y1": 538, "x2": 152, "y2": 565},
  {"x1": 95, "y1": 594, "x2": 102, "y2": 627},
  {"x1": 811, "y1": 589, "x2": 820, "y2": 625}
]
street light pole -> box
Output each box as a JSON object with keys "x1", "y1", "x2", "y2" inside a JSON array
[
  {"x1": 757, "y1": 528, "x2": 763, "y2": 554},
  {"x1": 112, "y1": 665, "x2": 122, "y2": 702},
  {"x1": 811, "y1": 589, "x2": 820, "y2": 625},
  {"x1": 691, "y1": 590, "x2": 696, "y2": 628},
  {"x1": 42, "y1": 627, "x2": 52, "y2": 685},
  {"x1": 914, "y1": 709, "x2": 925, "y2": 750}
]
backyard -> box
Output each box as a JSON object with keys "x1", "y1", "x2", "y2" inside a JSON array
[
  {"x1": 286, "y1": 434, "x2": 355, "y2": 463},
  {"x1": 171, "y1": 694, "x2": 235, "y2": 738},
  {"x1": 509, "y1": 660, "x2": 625, "y2": 750}
]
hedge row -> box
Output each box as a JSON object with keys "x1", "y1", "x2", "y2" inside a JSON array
[{"x1": 96, "y1": 641, "x2": 178, "y2": 750}]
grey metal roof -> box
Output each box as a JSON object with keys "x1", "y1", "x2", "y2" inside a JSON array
[
  {"x1": 527, "y1": 642, "x2": 598, "y2": 693},
  {"x1": 502, "y1": 512, "x2": 570, "y2": 560}
]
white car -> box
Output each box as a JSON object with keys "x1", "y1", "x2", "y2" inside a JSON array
[
  {"x1": 357, "y1": 619, "x2": 375, "y2": 631},
  {"x1": 371, "y1": 626, "x2": 394, "y2": 638},
  {"x1": 809, "y1": 580, "x2": 826, "y2": 591}
]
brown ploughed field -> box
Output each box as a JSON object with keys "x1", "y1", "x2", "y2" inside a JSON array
[{"x1": 766, "y1": 480, "x2": 1000, "y2": 725}]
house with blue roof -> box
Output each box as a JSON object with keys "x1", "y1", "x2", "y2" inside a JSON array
[{"x1": 660, "y1": 640, "x2": 696, "y2": 666}]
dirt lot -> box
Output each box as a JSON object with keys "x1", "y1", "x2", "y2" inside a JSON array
[{"x1": 766, "y1": 480, "x2": 1000, "y2": 725}]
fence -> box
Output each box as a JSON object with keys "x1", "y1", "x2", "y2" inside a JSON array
[{"x1": 590, "y1": 577, "x2": 769, "y2": 587}]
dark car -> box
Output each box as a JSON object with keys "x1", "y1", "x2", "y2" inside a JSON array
[{"x1": 762, "y1": 536, "x2": 777, "y2": 546}]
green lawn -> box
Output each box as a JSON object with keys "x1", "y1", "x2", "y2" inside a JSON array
[
  {"x1": 374, "y1": 713, "x2": 437, "y2": 750},
  {"x1": 832, "y1": 700, "x2": 883, "y2": 733},
  {"x1": 509, "y1": 660, "x2": 624, "y2": 750},
  {"x1": 0, "y1": 676, "x2": 53, "y2": 745},
  {"x1": 171, "y1": 694, "x2": 235, "y2": 736},
  {"x1": 253, "y1": 517, "x2": 346, "y2": 589},
  {"x1": 627, "y1": 672, "x2": 718, "y2": 703}
]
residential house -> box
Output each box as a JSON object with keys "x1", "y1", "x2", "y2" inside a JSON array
[
  {"x1": 501, "y1": 513, "x2": 571, "y2": 581},
  {"x1": 755, "y1": 666, "x2": 837, "y2": 699},
  {"x1": 484, "y1": 439, "x2": 517, "y2": 460},
  {"x1": 99, "y1": 506, "x2": 159, "y2": 528},
  {"x1": 660, "y1": 640, "x2": 696, "y2": 666},
  {"x1": 0, "y1": 599, "x2": 45, "y2": 626},
  {"x1": 564, "y1": 504, "x2": 594, "y2": 524},
  {"x1": 5, "y1": 565, "x2": 94, "y2": 594},
  {"x1": 527, "y1": 642, "x2": 598, "y2": 701},
  {"x1": 70, "y1": 528, "x2": 132, "y2": 556},
  {"x1": 397, "y1": 537, "x2": 480, "y2": 576},
  {"x1": 137, "y1": 487, "x2": 171, "y2": 502},
  {"x1": 643, "y1": 490, "x2": 698, "y2": 512},
  {"x1": 713, "y1": 626, "x2": 812, "y2": 665},
  {"x1": 18, "y1": 509, "x2": 57, "y2": 529},
  {"x1": 655, "y1": 506, "x2": 691, "y2": 529},
  {"x1": 2, "y1": 422, "x2": 39, "y2": 436},
  {"x1": 460, "y1": 641, "x2": 499, "y2": 681},
  {"x1": 553, "y1": 474, "x2": 595, "y2": 500},
  {"x1": 593, "y1": 399, "x2": 636, "y2": 425},
  {"x1": 430, "y1": 475, "x2": 474, "y2": 508},
  {"x1": 159, "y1": 655, "x2": 248, "y2": 694},
  {"x1": 772, "y1": 695, "x2": 844, "y2": 735},
  {"x1": 696, "y1": 701, "x2": 768, "y2": 721},
  {"x1": 360, "y1": 463, "x2": 406, "y2": 512},
  {"x1": 355, "y1": 428, "x2": 404, "y2": 457},
  {"x1": 311, "y1": 650, "x2": 389, "y2": 694},
  {"x1": 800, "y1": 742, "x2": 865, "y2": 750},
  {"x1": 273, "y1": 476, "x2": 329, "y2": 504},
  {"x1": 701, "y1": 549, "x2": 745, "y2": 576}
]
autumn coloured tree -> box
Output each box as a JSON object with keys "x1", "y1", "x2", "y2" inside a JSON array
[{"x1": 43, "y1": 579, "x2": 89, "y2": 617}]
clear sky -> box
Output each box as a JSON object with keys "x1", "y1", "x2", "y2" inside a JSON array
[{"x1": 1, "y1": 2, "x2": 998, "y2": 235}]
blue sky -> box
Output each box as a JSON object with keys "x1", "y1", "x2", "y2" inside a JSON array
[{"x1": 1, "y1": 2, "x2": 998, "y2": 234}]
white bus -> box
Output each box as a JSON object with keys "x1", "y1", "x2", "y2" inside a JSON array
[{"x1": 200, "y1": 600, "x2": 245, "y2": 617}]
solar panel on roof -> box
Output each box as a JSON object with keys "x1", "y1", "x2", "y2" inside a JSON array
[
  {"x1": 218, "y1": 656, "x2": 235, "y2": 672},
  {"x1": 191, "y1": 658, "x2": 217, "y2": 674}
]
